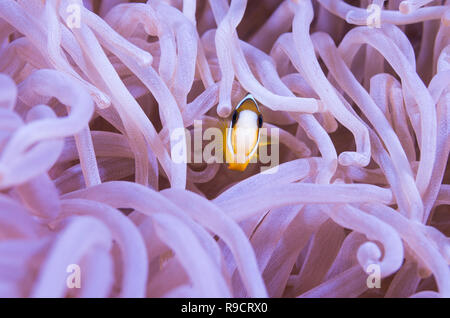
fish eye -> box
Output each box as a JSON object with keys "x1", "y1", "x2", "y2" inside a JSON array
[
  {"x1": 258, "y1": 114, "x2": 263, "y2": 128},
  {"x1": 231, "y1": 110, "x2": 238, "y2": 126}
]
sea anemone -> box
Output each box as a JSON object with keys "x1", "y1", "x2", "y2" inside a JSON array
[{"x1": 0, "y1": 0, "x2": 448, "y2": 298}]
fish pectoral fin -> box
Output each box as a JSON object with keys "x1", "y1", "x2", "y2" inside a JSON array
[{"x1": 227, "y1": 162, "x2": 249, "y2": 171}]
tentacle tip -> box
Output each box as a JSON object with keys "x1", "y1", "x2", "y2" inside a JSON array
[
  {"x1": 138, "y1": 53, "x2": 153, "y2": 67},
  {"x1": 417, "y1": 265, "x2": 432, "y2": 279},
  {"x1": 345, "y1": 11, "x2": 359, "y2": 24},
  {"x1": 317, "y1": 100, "x2": 326, "y2": 112},
  {"x1": 217, "y1": 103, "x2": 232, "y2": 118},
  {"x1": 92, "y1": 93, "x2": 111, "y2": 109},
  {"x1": 399, "y1": 2, "x2": 413, "y2": 14},
  {"x1": 358, "y1": 242, "x2": 382, "y2": 274},
  {"x1": 442, "y1": 10, "x2": 450, "y2": 27},
  {"x1": 338, "y1": 152, "x2": 370, "y2": 167}
]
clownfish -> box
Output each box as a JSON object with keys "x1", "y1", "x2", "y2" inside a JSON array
[{"x1": 224, "y1": 94, "x2": 263, "y2": 171}]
